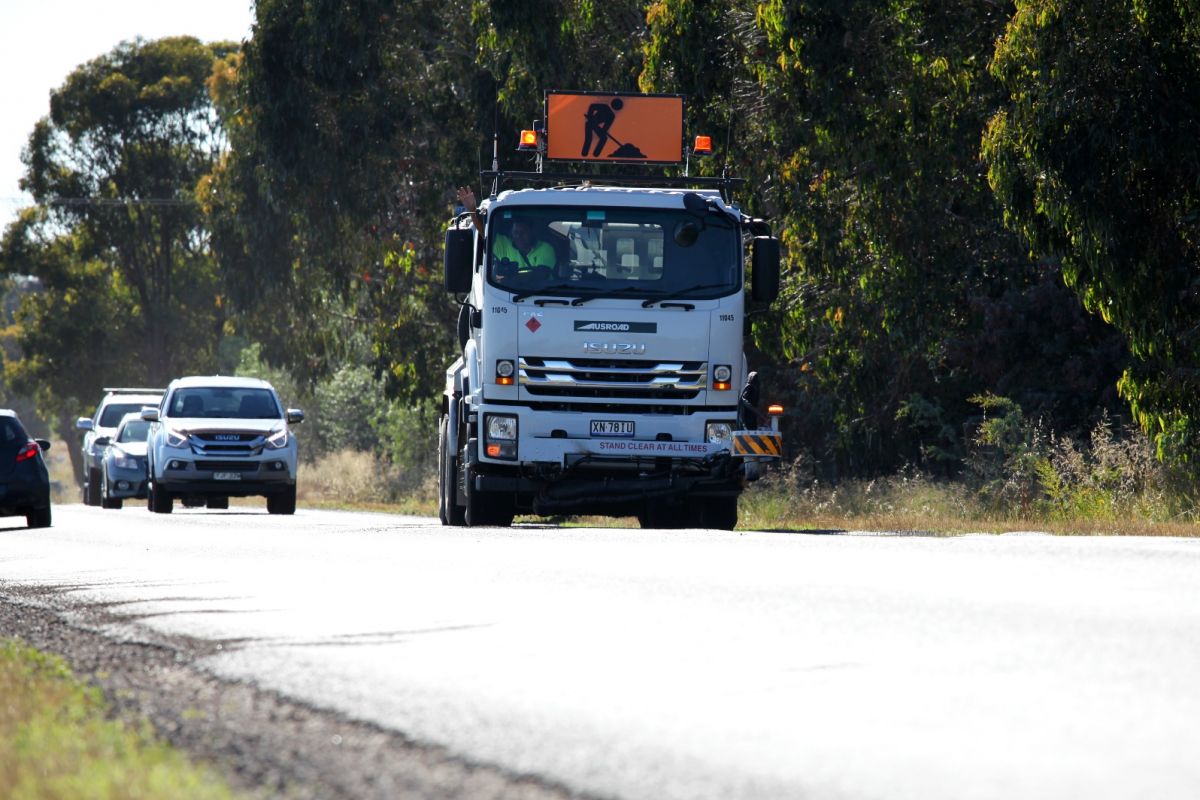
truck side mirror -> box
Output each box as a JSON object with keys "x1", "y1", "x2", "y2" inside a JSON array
[
  {"x1": 751, "y1": 236, "x2": 780, "y2": 303},
  {"x1": 444, "y1": 228, "x2": 475, "y2": 293}
]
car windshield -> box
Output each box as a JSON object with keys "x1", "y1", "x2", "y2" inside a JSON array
[
  {"x1": 99, "y1": 402, "x2": 154, "y2": 427},
  {"x1": 116, "y1": 420, "x2": 150, "y2": 443},
  {"x1": 169, "y1": 387, "x2": 281, "y2": 419},
  {"x1": 486, "y1": 205, "x2": 740, "y2": 300}
]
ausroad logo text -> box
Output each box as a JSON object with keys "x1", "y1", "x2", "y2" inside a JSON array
[{"x1": 574, "y1": 321, "x2": 657, "y2": 333}]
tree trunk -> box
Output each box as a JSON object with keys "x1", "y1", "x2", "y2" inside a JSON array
[{"x1": 56, "y1": 411, "x2": 84, "y2": 491}]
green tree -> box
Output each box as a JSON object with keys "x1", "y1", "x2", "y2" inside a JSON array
[
  {"x1": 641, "y1": 1, "x2": 1128, "y2": 476},
  {"x1": 209, "y1": 0, "x2": 489, "y2": 400},
  {"x1": 0, "y1": 214, "x2": 136, "y2": 480},
  {"x1": 984, "y1": 0, "x2": 1200, "y2": 462},
  {"x1": 8, "y1": 36, "x2": 235, "y2": 385}
]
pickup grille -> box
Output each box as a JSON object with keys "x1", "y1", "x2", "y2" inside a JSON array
[
  {"x1": 519, "y1": 357, "x2": 706, "y2": 401},
  {"x1": 190, "y1": 432, "x2": 262, "y2": 455}
]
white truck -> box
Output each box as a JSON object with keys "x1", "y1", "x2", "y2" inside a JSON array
[{"x1": 439, "y1": 92, "x2": 782, "y2": 529}]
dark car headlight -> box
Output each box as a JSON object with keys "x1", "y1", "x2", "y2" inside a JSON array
[{"x1": 111, "y1": 452, "x2": 141, "y2": 470}]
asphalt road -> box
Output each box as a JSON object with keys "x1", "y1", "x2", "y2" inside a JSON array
[{"x1": 2, "y1": 505, "x2": 1199, "y2": 800}]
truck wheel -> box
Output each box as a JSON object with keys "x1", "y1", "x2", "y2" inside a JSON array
[
  {"x1": 267, "y1": 485, "x2": 297, "y2": 515},
  {"x1": 702, "y1": 496, "x2": 739, "y2": 531},
  {"x1": 464, "y1": 470, "x2": 513, "y2": 528},
  {"x1": 639, "y1": 501, "x2": 690, "y2": 529},
  {"x1": 438, "y1": 417, "x2": 464, "y2": 526},
  {"x1": 207, "y1": 496, "x2": 229, "y2": 510},
  {"x1": 148, "y1": 483, "x2": 173, "y2": 514},
  {"x1": 86, "y1": 468, "x2": 102, "y2": 506}
]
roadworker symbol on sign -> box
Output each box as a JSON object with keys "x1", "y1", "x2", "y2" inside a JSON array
[
  {"x1": 546, "y1": 92, "x2": 684, "y2": 163},
  {"x1": 582, "y1": 98, "x2": 645, "y2": 158}
]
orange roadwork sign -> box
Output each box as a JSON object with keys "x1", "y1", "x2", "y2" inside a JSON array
[{"x1": 546, "y1": 91, "x2": 683, "y2": 163}]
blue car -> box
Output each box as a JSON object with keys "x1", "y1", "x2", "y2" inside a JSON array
[
  {"x1": 98, "y1": 412, "x2": 151, "y2": 509},
  {"x1": 0, "y1": 409, "x2": 52, "y2": 528}
]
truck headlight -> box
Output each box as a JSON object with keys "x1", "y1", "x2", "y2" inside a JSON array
[
  {"x1": 705, "y1": 422, "x2": 733, "y2": 445},
  {"x1": 484, "y1": 414, "x2": 517, "y2": 460},
  {"x1": 165, "y1": 428, "x2": 189, "y2": 448},
  {"x1": 266, "y1": 428, "x2": 289, "y2": 449}
]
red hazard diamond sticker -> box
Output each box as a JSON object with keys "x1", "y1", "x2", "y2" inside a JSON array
[{"x1": 525, "y1": 317, "x2": 541, "y2": 333}]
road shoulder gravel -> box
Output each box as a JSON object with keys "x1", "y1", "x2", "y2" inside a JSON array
[{"x1": 0, "y1": 582, "x2": 586, "y2": 800}]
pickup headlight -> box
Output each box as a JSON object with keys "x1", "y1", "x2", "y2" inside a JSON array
[
  {"x1": 266, "y1": 428, "x2": 289, "y2": 449},
  {"x1": 165, "y1": 428, "x2": 189, "y2": 448}
]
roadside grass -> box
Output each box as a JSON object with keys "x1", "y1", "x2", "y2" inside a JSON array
[
  {"x1": 739, "y1": 472, "x2": 1200, "y2": 536},
  {"x1": 290, "y1": 445, "x2": 1200, "y2": 535},
  {"x1": 0, "y1": 638, "x2": 244, "y2": 800}
]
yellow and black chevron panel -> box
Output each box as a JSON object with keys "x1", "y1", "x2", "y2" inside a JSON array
[{"x1": 732, "y1": 431, "x2": 783, "y2": 458}]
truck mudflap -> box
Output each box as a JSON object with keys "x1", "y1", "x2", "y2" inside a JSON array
[{"x1": 731, "y1": 430, "x2": 783, "y2": 458}]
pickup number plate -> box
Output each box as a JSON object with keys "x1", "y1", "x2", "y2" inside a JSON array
[
  {"x1": 213, "y1": 472, "x2": 242, "y2": 481},
  {"x1": 590, "y1": 420, "x2": 635, "y2": 437}
]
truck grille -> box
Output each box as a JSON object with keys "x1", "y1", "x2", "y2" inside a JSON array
[{"x1": 519, "y1": 357, "x2": 706, "y2": 401}]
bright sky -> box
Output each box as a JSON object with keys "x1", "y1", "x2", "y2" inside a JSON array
[{"x1": 0, "y1": 0, "x2": 255, "y2": 230}]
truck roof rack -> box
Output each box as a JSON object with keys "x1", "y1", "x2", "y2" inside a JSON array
[{"x1": 481, "y1": 170, "x2": 744, "y2": 202}]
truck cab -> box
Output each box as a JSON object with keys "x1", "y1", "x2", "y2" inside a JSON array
[{"x1": 440, "y1": 182, "x2": 781, "y2": 529}]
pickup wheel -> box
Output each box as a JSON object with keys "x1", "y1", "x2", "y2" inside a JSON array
[
  {"x1": 267, "y1": 485, "x2": 297, "y2": 515},
  {"x1": 207, "y1": 496, "x2": 229, "y2": 510},
  {"x1": 148, "y1": 482, "x2": 173, "y2": 514},
  {"x1": 439, "y1": 417, "x2": 465, "y2": 526}
]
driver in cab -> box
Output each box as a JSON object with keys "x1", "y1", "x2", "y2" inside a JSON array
[{"x1": 457, "y1": 187, "x2": 555, "y2": 280}]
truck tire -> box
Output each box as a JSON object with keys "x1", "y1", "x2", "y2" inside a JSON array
[
  {"x1": 438, "y1": 417, "x2": 465, "y2": 526},
  {"x1": 267, "y1": 485, "x2": 297, "y2": 515},
  {"x1": 207, "y1": 496, "x2": 229, "y2": 509},
  {"x1": 86, "y1": 468, "x2": 102, "y2": 506},
  {"x1": 702, "y1": 496, "x2": 739, "y2": 531},
  {"x1": 463, "y1": 469, "x2": 514, "y2": 528},
  {"x1": 26, "y1": 506, "x2": 51, "y2": 528},
  {"x1": 148, "y1": 482, "x2": 173, "y2": 514},
  {"x1": 639, "y1": 501, "x2": 691, "y2": 529}
]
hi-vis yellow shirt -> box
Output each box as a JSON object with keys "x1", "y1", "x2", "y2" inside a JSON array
[{"x1": 493, "y1": 235, "x2": 556, "y2": 269}]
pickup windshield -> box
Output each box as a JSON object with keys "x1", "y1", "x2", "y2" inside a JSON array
[{"x1": 486, "y1": 205, "x2": 740, "y2": 300}]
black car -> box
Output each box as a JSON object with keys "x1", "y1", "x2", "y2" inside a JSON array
[{"x1": 0, "y1": 410, "x2": 51, "y2": 528}]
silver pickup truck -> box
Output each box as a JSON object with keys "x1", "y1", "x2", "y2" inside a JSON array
[{"x1": 142, "y1": 376, "x2": 304, "y2": 514}]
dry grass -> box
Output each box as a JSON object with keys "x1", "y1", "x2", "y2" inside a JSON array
[
  {"x1": 739, "y1": 473, "x2": 1200, "y2": 536},
  {"x1": 297, "y1": 449, "x2": 437, "y2": 515}
]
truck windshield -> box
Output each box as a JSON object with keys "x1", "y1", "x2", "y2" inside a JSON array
[{"x1": 486, "y1": 206, "x2": 740, "y2": 300}]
